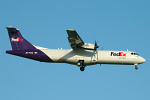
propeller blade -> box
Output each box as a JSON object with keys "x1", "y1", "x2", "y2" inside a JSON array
[{"x1": 94, "y1": 40, "x2": 99, "y2": 50}]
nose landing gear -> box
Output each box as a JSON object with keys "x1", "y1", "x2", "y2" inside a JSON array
[
  {"x1": 80, "y1": 66, "x2": 85, "y2": 71},
  {"x1": 77, "y1": 60, "x2": 85, "y2": 72},
  {"x1": 134, "y1": 64, "x2": 138, "y2": 70}
]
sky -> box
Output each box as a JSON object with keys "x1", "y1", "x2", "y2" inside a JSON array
[{"x1": 0, "y1": 0, "x2": 150, "y2": 100}]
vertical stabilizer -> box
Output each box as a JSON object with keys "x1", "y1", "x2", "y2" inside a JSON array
[{"x1": 6, "y1": 27, "x2": 36, "y2": 50}]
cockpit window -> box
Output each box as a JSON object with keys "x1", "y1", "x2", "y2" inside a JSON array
[
  {"x1": 134, "y1": 53, "x2": 138, "y2": 55},
  {"x1": 131, "y1": 52, "x2": 138, "y2": 55}
]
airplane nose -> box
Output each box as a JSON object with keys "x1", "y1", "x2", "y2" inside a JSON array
[{"x1": 142, "y1": 58, "x2": 146, "y2": 63}]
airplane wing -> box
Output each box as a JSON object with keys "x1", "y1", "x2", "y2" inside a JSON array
[{"x1": 67, "y1": 29, "x2": 84, "y2": 49}]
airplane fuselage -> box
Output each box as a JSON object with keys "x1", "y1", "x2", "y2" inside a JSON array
[
  {"x1": 40, "y1": 49, "x2": 146, "y2": 65},
  {"x1": 6, "y1": 48, "x2": 146, "y2": 66}
]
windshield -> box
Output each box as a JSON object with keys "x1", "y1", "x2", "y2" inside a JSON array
[{"x1": 131, "y1": 52, "x2": 139, "y2": 55}]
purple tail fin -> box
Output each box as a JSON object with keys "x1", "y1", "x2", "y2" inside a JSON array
[{"x1": 6, "y1": 27, "x2": 36, "y2": 50}]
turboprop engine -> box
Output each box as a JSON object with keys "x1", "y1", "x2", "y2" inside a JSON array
[{"x1": 80, "y1": 41, "x2": 99, "y2": 51}]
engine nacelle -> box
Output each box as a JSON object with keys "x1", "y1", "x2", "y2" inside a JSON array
[{"x1": 81, "y1": 43, "x2": 95, "y2": 50}]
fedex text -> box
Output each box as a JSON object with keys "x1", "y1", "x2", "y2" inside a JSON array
[
  {"x1": 111, "y1": 52, "x2": 126, "y2": 56},
  {"x1": 11, "y1": 37, "x2": 23, "y2": 42}
]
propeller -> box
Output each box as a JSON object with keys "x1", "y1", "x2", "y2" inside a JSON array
[{"x1": 94, "y1": 40, "x2": 99, "y2": 51}]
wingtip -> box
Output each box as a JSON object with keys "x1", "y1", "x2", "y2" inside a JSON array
[{"x1": 67, "y1": 29, "x2": 75, "y2": 31}]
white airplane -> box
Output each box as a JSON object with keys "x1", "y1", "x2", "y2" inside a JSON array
[{"x1": 6, "y1": 27, "x2": 146, "y2": 71}]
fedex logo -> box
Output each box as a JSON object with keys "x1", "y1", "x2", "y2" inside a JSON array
[
  {"x1": 11, "y1": 37, "x2": 23, "y2": 42},
  {"x1": 111, "y1": 52, "x2": 126, "y2": 56}
]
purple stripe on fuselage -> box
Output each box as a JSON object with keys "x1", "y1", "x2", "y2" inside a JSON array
[{"x1": 6, "y1": 49, "x2": 53, "y2": 62}]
